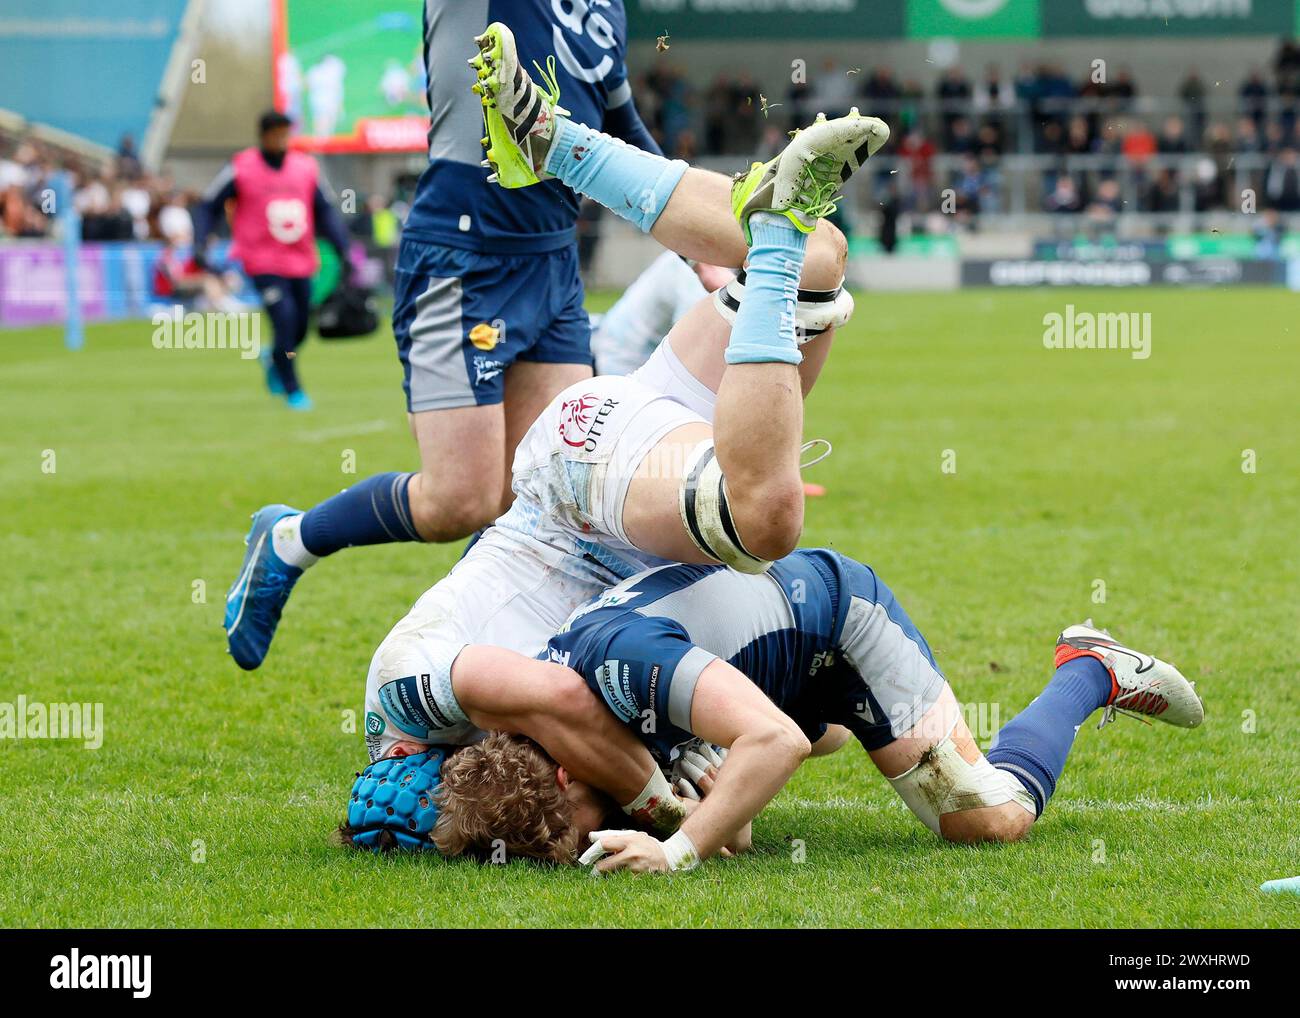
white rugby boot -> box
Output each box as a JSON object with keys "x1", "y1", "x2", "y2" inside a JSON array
[{"x1": 1055, "y1": 620, "x2": 1204, "y2": 729}]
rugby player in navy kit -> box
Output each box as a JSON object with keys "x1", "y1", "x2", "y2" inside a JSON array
[{"x1": 225, "y1": 1, "x2": 664, "y2": 672}]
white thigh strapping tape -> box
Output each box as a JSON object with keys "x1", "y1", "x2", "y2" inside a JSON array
[{"x1": 677, "y1": 440, "x2": 772, "y2": 575}]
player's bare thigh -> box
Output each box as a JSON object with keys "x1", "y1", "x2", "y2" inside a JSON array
[
  {"x1": 663, "y1": 296, "x2": 836, "y2": 400},
  {"x1": 618, "y1": 297, "x2": 836, "y2": 563},
  {"x1": 406, "y1": 404, "x2": 506, "y2": 543},
  {"x1": 868, "y1": 685, "x2": 1034, "y2": 844},
  {"x1": 621, "y1": 421, "x2": 716, "y2": 564},
  {"x1": 403, "y1": 362, "x2": 591, "y2": 541},
  {"x1": 503, "y1": 359, "x2": 594, "y2": 510}
]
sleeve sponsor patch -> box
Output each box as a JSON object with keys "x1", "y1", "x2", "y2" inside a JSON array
[
  {"x1": 364, "y1": 710, "x2": 386, "y2": 761},
  {"x1": 378, "y1": 673, "x2": 455, "y2": 738},
  {"x1": 595, "y1": 658, "x2": 640, "y2": 722}
]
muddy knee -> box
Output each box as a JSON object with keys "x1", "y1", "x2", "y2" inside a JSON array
[{"x1": 889, "y1": 732, "x2": 1038, "y2": 842}]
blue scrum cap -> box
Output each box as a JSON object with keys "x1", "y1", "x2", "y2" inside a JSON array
[{"x1": 346, "y1": 749, "x2": 446, "y2": 852}]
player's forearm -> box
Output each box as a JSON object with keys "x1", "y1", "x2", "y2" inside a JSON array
[
  {"x1": 679, "y1": 725, "x2": 808, "y2": 862},
  {"x1": 456, "y1": 649, "x2": 663, "y2": 812},
  {"x1": 524, "y1": 704, "x2": 657, "y2": 808},
  {"x1": 530, "y1": 702, "x2": 690, "y2": 836}
]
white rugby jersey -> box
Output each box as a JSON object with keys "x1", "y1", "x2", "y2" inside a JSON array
[
  {"x1": 364, "y1": 373, "x2": 710, "y2": 760},
  {"x1": 363, "y1": 524, "x2": 623, "y2": 760}
]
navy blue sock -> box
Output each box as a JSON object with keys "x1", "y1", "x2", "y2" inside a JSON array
[
  {"x1": 987, "y1": 656, "x2": 1113, "y2": 816},
  {"x1": 299, "y1": 472, "x2": 421, "y2": 557}
]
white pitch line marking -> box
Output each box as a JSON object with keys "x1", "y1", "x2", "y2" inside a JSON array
[{"x1": 294, "y1": 419, "x2": 392, "y2": 442}]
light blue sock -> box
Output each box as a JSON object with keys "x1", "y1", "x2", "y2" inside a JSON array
[
  {"x1": 724, "y1": 212, "x2": 807, "y2": 366},
  {"x1": 544, "y1": 118, "x2": 688, "y2": 233}
]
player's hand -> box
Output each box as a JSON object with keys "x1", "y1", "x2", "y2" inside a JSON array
[
  {"x1": 579, "y1": 830, "x2": 670, "y2": 875},
  {"x1": 724, "y1": 821, "x2": 753, "y2": 857},
  {"x1": 672, "y1": 741, "x2": 725, "y2": 800}
]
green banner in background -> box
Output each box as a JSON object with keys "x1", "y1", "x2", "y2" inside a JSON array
[
  {"x1": 627, "y1": 0, "x2": 904, "y2": 40},
  {"x1": 907, "y1": 0, "x2": 1041, "y2": 39},
  {"x1": 628, "y1": 0, "x2": 1300, "y2": 38},
  {"x1": 1042, "y1": 0, "x2": 1294, "y2": 37}
]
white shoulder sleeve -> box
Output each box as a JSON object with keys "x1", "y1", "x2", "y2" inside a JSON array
[{"x1": 363, "y1": 634, "x2": 480, "y2": 760}]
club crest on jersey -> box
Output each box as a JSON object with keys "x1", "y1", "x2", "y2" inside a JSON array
[
  {"x1": 473, "y1": 355, "x2": 506, "y2": 385},
  {"x1": 558, "y1": 393, "x2": 619, "y2": 451},
  {"x1": 468, "y1": 322, "x2": 500, "y2": 351},
  {"x1": 364, "y1": 710, "x2": 386, "y2": 760}
]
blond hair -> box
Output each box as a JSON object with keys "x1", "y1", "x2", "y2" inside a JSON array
[{"x1": 433, "y1": 732, "x2": 578, "y2": 864}]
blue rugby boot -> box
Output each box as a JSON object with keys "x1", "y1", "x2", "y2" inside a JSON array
[{"x1": 224, "y1": 504, "x2": 306, "y2": 670}]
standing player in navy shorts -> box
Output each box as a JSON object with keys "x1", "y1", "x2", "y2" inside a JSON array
[{"x1": 224, "y1": 2, "x2": 662, "y2": 670}]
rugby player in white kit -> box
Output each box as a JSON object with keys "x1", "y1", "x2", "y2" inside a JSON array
[{"x1": 345, "y1": 23, "x2": 881, "y2": 849}]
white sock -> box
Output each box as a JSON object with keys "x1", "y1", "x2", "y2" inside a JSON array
[{"x1": 271, "y1": 514, "x2": 319, "y2": 569}]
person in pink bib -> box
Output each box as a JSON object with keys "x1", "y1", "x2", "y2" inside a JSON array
[{"x1": 192, "y1": 111, "x2": 352, "y2": 410}]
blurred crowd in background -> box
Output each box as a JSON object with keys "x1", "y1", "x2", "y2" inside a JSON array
[
  {"x1": 636, "y1": 38, "x2": 1300, "y2": 222},
  {"x1": 8, "y1": 37, "x2": 1300, "y2": 253},
  {"x1": 0, "y1": 134, "x2": 204, "y2": 243},
  {"x1": 0, "y1": 131, "x2": 405, "y2": 259}
]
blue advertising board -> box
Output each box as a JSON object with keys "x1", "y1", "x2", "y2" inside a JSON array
[{"x1": 0, "y1": 0, "x2": 190, "y2": 149}]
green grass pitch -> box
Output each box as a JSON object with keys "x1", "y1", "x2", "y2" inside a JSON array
[{"x1": 1, "y1": 287, "x2": 1297, "y2": 928}]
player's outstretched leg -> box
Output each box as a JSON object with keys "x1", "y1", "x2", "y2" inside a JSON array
[
  {"x1": 596, "y1": 116, "x2": 881, "y2": 571},
  {"x1": 706, "y1": 113, "x2": 885, "y2": 564},
  {"x1": 868, "y1": 615, "x2": 1202, "y2": 844},
  {"x1": 981, "y1": 621, "x2": 1204, "y2": 819},
  {"x1": 471, "y1": 21, "x2": 887, "y2": 278},
  {"x1": 222, "y1": 474, "x2": 423, "y2": 669}
]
